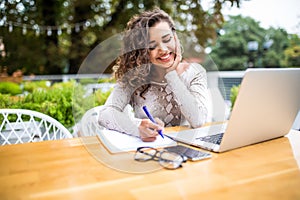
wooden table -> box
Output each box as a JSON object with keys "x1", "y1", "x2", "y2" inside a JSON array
[{"x1": 1, "y1": 128, "x2": 300, "y2": 200}]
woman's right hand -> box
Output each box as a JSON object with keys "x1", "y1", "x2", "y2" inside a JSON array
[
  {"x1": 165, "y1": 33, "x2": 182, "y2": 73},
  {"x1": 138, "y1": 118, "x2": 164, "y2": 142}
]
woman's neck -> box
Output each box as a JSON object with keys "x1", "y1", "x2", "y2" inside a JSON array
[{"x1": 150, "y1": 65, "x2": 167, "y2": 83}]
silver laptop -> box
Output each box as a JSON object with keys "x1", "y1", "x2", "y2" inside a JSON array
[{"x1": 166, "y1": 68, "x2": 300, "y2": 152}]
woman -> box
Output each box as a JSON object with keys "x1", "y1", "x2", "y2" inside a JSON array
[{"x1": 98, "y1": 8, "x2": 209, "y2": 142}]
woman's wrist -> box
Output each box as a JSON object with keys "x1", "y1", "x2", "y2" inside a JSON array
[
  {"x1": 165, "y1": 54, "x2": 182, "y2": 73},
  {"x1": 165, "y1": 70, "x2": 177, "y2": 79},
  {"x1": 165, "y1": 65, "x2": 176, "y2": 73}
]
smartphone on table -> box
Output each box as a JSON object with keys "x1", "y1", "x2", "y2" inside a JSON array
[{"x1": 164, "y1": 145, "x2": 212, "y2": 161}]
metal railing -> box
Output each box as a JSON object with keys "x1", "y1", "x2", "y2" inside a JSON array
[
  {"x1": 23, "y1": 74, "x2": 111, "y2": 82},
  {"x1": 207, "y1": 71, "x2": 245, "y2": 101}
]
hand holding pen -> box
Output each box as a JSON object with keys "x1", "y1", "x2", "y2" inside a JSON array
[{"x1": 142, "y1": 106, "x2": 164, "y2": 139}]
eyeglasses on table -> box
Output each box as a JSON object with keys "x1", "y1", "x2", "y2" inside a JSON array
[{"x1": 134, "y1": 146, "x2": 186, "y2": 170}]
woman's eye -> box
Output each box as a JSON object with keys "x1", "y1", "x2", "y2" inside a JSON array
[
  {"x1": 148, "y1": 35, "x2": 172, "y2": 50},
  {"x1": 149, "y1": 46, "x2": 156, "y2": 51},
  {"x1": 163, "y1": 36, "x2": 172, "y2": 43}
]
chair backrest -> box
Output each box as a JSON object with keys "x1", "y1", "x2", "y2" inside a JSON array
[
  {"x1": 79, "y1": 106, "x2": 103, "y2": 137},
  {"x1": 0, "y1": 109, "x2": 73, "y2": 145},
  {"x1": 207, "y1": 87, "x2": 230, "y2": 122},
  {"x1": 79, "y1": 105, "x2": 134, "y2": 137},
  {"x1": 292, "y1": 110, "x2": 300, "y2": 131}
]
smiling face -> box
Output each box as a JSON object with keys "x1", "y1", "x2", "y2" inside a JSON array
[{"x1": 148, "y1": 21, "x2": 176, "y2": 69}]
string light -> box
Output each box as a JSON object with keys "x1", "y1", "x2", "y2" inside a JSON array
[
  {"x1": 47, "y1": 27, "x2": 52, "y2": 36},
  {"x1": 67, "y1": 26, "x2": 72, "y2": 34},
  {"x1": 1, "y1": 18, "x2": 100, "y2": 36},
  {"x1": 75, "y1": 24, "x2": 80, "y2": 33},
  {"x1": 35, "y1": 30, "x2": 40, "y2": 36},
  {"x1": 57, "y1": 27, "x2": 62, "y2": 35},
  {"x1": 22, "y1": 25, "x2": 27, "y2": 35},
  {"x1": 9, "y1": 23, "x2": 13, "y2": 32}
]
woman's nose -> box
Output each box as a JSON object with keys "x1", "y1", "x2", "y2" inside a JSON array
[{"x1": 157, "y1": 42, "x2": 168, "y2": 51}]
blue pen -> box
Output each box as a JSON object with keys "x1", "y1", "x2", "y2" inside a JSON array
[{"x1": 142, "y1": 106, "x2": 164, "y2": 139}]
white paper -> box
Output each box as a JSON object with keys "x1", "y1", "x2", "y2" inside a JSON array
[{"x1": 97, "y1": 129, "x2": 177, "y2": 153}]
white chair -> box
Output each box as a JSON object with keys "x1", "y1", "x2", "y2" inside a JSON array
[
  {"x1": 79, "y1": 106, "x2": 103, "y2": 137},
  {"x1": 0, "y1": 109, "x2": 73, "y2": 145},
  {"x1": 79, "y1": 105, "x2": 134, "y2": 137},
  {"x1": 292, "y1": 110, "x2": 300, "y2": 131},
  {"x1": 207, "y1": 87, "x2": 231, "y2": 122}
]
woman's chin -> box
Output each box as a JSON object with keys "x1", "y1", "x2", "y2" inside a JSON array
[
  {"x1": 154, "y1": 63, "x2": 173, "y2": 69},
  {"x1": 154, "y1": 60, "x2": 174, "y2": 69}
]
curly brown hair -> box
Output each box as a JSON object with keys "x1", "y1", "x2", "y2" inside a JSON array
[{"x1": 113, "y1": 8, "x2": 176, "y2": 88}]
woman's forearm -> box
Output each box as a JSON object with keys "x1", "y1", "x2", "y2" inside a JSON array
[{"x1": 165, "y1": 66, "x2": 209, "y2": 127}]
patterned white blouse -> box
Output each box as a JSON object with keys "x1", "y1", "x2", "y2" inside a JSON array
[{"x1": 98, "y1": 63, "x2": 210, "y2": 137}]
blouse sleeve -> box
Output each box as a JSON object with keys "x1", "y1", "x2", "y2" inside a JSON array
[
  {"x1": 165, "y1": 63, "x2": 209, "y2": 128},
  {"x1": 97, "y1": 83, "x2": 141, "y2": 136}
]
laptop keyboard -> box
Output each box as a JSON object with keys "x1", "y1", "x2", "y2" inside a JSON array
[{"x1": 195, "y1": 133, "x2": 224, "y2": 145}]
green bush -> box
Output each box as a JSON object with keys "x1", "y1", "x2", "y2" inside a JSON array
[
  {"x1": 0, "y1": 80, "x2": 112, "y2": 132},
  {"x1": 20, "y1": 84, "x2": 74, "y2": 128},
  {"x1": 0, "y1": 82, "x2": 22, "y2": 95},
  {"x1": 0, "y1": 94, "x2": 24, "y2": 123},
  {"x1": 230, "y1": 85, "x2": 240, "y2": 109},
  {"x1": 23, "y1": 81, "x2": 50, "y2": 93},
  {"x1": 0, "y1": 94, "x2": 14, "y2": 108},
  {"x1": 94, "y1": 88, "x2": 113, "y2": 106},
  {"x1": 79, "y1": 77, "x2": 115, "y2": 85},
  {"x1": 79, "y1": 78, "x2": 96, "y2": 85},
  {"x1": 98, "y1": 77, "x2": 115, "y2": 83}
]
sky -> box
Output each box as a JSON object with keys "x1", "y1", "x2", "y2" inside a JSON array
[{"x1": 220, "y1": 0, "x2": 300, "y2": 35}]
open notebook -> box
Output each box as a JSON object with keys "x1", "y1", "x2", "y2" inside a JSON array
[{"x1": 96, "y1": 129, "x2": 177, "y2": 153}]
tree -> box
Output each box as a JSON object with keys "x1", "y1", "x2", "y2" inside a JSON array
[
  {"x1": 67, "y1": 0, "x2": 173, "y2": 73},
  {"x1": 210, "y1": 15, "x2": 292, "y2": 70},
  {"x1": 0, "y1": 0, "x2": 67, "y2": 74},
  {"x1": 210, "y1": 15, "x2": 265, "y2": 70},
  {"x1": 1, "y1": 0, "x2": 44, "y2": 73},
  {"x1": 0, "y1": 0, "x2": 242, "y2": 75},
  {"x1": 282, "y1": 34, "x2": 300, "y2": 67},
  {"x1": 261, "y1": 28, "x2": 289, "y2": 68},
  {"x1": 38, "y1": 0, "x2": 67, "y2": 74}
]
